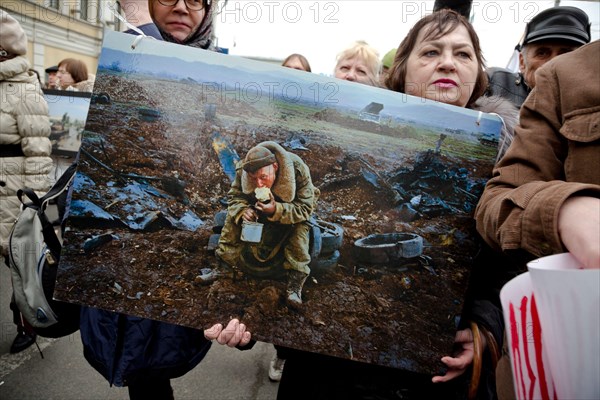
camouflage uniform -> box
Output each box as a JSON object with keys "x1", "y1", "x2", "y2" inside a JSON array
[{"x1": 216, "y1": 142, "x2": 317, "y2": 277}]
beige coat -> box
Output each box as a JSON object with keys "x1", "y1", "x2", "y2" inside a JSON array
[
  {"x1": 475, "y1": 41, "x2": 600, "y2": 258},
  {"x1": 0, "y1": 56, "x2": 53, "y2": 255}
]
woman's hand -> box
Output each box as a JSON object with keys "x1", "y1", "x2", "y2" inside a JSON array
[
  {"x1": 432, "y1": 328, "x2": 479, "y2": 383},
  {"x1": 204, "y1": 318, "x2": 252, "y2": 347}
]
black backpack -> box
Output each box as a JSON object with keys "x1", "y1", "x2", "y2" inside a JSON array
[{"x1": 8, "y1": 162, "x2": 81, "y2": 338}]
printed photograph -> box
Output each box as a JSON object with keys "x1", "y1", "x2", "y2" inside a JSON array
[
  {"x1": 56, "y1": 31, "x2": 503, "y2": 374},
  {"x1": 43, "y1": 89, "x2": 91, "y2": 159}
]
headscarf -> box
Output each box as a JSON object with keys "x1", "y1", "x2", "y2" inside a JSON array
[{"x1": 148, "y1": 0, "x2": 216, "y2": 49}]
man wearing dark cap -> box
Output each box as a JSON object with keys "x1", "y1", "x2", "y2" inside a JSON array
[
  {"x1": 215, "y1": 141, "x2": 318, "y2": 308},
  {"x1": 486, "y1": 6, "x2": 590, "y2": 108},
  {"x1": 44, "y1": 65, "x2": 59, "y2": 89}
]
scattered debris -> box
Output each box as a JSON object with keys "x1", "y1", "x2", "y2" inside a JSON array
[
  {"x1": 138, "y1": 106, "x2": 161, "y2": 122},
  {"x1": 211, "y1": 130, "x2": 240, "y2": 183},
  {"x1": 354, "y1": 233, "x2": 423, "y2": 264},
  {"x1": 283, "y1": 134, "x2": 309, "y2": 151},
  {"x1": 389, "y1": 150, "x2": 486, "y2": 218},
  {"x1": 113, "y1": 282, "x2": 123, "y2": 294},
  {"x1": 83, "y1": 233, "x2": 116, "y2": 254}
]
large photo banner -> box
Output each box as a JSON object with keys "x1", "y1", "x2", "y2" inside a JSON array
[{"x1": 56, "y1": 30, "x2": 503, "y2": 374}]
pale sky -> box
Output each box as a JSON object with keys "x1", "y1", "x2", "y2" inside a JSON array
[{"x1": 214, "y1": 0, "x2": 600, "y2": 75}]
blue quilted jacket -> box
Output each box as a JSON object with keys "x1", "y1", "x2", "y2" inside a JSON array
[{"x1": 80, "y1": 308, "x2": 211, "y2": 387}]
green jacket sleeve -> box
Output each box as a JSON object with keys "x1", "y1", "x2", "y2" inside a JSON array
[{"x1": 268, "y1": 161, "x2": 315, "y2": 225}]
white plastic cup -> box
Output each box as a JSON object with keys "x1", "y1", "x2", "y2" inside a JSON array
[{"x1": 527, "y1": 253, "x2": 600, "y2": 400}]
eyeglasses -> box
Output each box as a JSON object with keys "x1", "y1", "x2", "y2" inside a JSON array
[{"x1": 157, "y1": 0, "x2": 209, "y2": 11}]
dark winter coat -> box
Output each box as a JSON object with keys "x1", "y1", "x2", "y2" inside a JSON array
[
  {"x1": 80, "y1": 308, "x2": 211, "y2": 387},
  {"x1": 79, "y1": 24, "x2": 212, "y2": 389},
  {"x1": 124, "y1": 23, "x2": 163, "y2": 41},
  {"x1": 277, "y1": 347, "x2": 466, "y2": 400},
  {"x1": 485, "y1": 67, "x2": 530, "y2": 109},
  {"x1": 460, "y1": 94, "x2": 520, "y2": 400}
]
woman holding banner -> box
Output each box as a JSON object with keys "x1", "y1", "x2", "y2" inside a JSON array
[
  {"x1": 217, "y1": 9, "x2": 519, "y2": 400},
  {"x1": 80, "y1": 2, "x2": 254, "y2": 400},
  {"x1": 386, "y1": 9, "x2": 519, "y2": 399}
]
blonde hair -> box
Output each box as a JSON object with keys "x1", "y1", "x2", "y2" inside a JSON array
[{"x1": 335, "y1": 41, "x2": 381, "y2": 82}]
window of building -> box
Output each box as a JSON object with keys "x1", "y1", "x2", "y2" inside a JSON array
[
  {"x1": 48, "y1": 0, "x2": 59, "y2": 9},
  {"x1": 80, "y1": 0, "x2": 89, "y2": 20}
]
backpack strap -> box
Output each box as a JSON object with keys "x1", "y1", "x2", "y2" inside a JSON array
[
  {"x1": 40, "y1": 162, "x2": 78, "y2": 205},
  {"x1": 37, "y1": 206, "x2": 62, "y2": 258},
  {"x1": 17, "y1": 188, "x2": 62, "y2": 258},
  {"x1": 16, "y1": 162, "x2": 77, "y2": 209},
  {"x1": 17, "y1": 187, "x2": 41, "y2": 208},
  {"x1": 16, "y1": 161, "x2": 78, "y2": 259}
]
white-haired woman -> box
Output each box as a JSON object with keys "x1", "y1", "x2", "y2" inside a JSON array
[{"x1": 334, "y1": 40, "x2": 381, "y2": 86}]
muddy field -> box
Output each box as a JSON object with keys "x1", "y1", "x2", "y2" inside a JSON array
[{"x1": 56, "y1": 72, "x2": 495, "y2": 375}]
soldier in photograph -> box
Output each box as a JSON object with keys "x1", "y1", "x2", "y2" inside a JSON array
[{"x1": 215, "y1": 141, "x2": 318, "y2": 308}]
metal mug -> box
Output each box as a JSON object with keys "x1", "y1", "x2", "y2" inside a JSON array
[{"x1": 241, "y1": 221, "x2": 263, "y2": 243}]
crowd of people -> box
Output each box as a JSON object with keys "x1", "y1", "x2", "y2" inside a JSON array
[{"x1": 1, "y1": 1, "x2": 598, "y2": 399}]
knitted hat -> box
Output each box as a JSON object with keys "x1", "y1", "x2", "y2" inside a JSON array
[
  {"x1": 0, "y1": 10, "x2": 27, "y2": 56},
  {"x1": 522, "y1": 6, "x2": 590, "y2": 48},
  {"x1": 242, "y1": 146, "x2": 276, "y2": 172},
  {"x1": 382, "y1": 48, "x2": 397, "y2": 69}
]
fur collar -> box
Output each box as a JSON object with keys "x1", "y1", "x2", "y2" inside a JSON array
[
  {"x1": 471, "y1": 95, "x2": 519, "y2": 131},
  {"x1": 241, "y1": 141, "x2": 296, "y2": 202}
]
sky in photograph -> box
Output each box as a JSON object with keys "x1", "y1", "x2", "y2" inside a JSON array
[
  {"x1": 213, "y1": 0, "x2": 600, "y2": 75},
  {"x1": 102, "y1": 29, "x2": 503, "y2": 136}
]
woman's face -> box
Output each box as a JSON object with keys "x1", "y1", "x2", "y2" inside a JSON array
[
  {"x1": 153, "y1": 0, "x2": 206, "y2": 43},
  {"x1": 335, "y1": 57, "x2": 376, "y2": 86},
  {"x1": 404, "y1": 24, "x2": 479, "y2": 107},
  {"x1": 57, "y1": 64, "x2": 75, "y2": 87},
  {"x1": 283, "y1": 57, "x2": 308, "y2": 72}
]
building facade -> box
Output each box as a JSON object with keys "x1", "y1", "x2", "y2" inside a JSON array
[{"x1": 0, "y1": 0, "x2": 123, "y2": 85}]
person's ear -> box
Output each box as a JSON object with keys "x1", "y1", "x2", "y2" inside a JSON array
[
  {"x1": 518, "y1": 52, "x2": 525, "y2": 74},
  {"x1": 273, "y1": 162, "x2": 279, "y2": 172}
]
